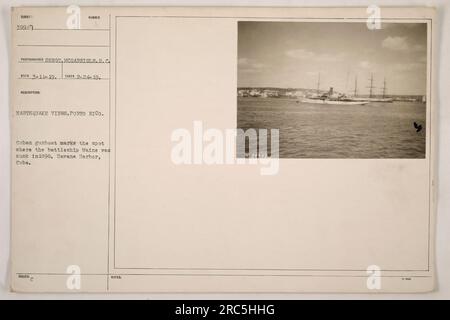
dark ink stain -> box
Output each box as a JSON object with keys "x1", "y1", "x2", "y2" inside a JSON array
[{"x1": 414, "y1": 122, "x2": 423, "y2": 133}]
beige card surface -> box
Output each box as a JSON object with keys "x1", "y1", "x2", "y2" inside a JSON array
[{"x1": 10, "y1": 6, "x2": 436, "y2": 292}]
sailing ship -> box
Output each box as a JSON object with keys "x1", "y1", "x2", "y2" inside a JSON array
[
  {"x1": 349, "y1": 74, "x2": 393, "y2": 102},
  {"x1": 301, "y1": 73, "x2": 369, "y2": 105}
]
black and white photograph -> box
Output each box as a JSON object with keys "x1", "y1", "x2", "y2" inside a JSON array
[{"x1": 237, "y1": 21, "x2": 428, "y2": 158}]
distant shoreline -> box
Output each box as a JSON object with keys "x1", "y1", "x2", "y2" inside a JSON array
[{"x1": 237, "y1": 87, "x2": 425, "y2": 99}]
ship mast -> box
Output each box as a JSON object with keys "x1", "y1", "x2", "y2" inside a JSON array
[
  {"x1": 382, "y1": 77, "x2": 387, "y2": 99},
  {"x1": 367, "y1": 73, "x2": 375, "y2": 98},
  {"x1": 354, "y1": 76, "x2": 358, "y2": 97},
  {"x1": 316, "y1": 72, "x2": 321, "y2": 94}
]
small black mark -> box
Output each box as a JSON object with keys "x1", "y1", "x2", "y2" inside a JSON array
[{"x1": 414, "y1": 122, "x2": 423, "y2": 133}]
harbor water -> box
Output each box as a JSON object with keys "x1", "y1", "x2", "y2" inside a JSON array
[{"x1": 237, "y1": 97, "x2": 426, "y2": 158}]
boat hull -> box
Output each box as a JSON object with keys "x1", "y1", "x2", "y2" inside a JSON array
[
  {"x1": 301, "y1": 98, "x2": 369, "y2": 105},
  {"x1": 349, "y1": 97, "x2": 393, "y2": 103}
]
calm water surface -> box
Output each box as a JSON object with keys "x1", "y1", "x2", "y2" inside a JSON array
[{"x1": 237, "y1": 97, "x2": 426, "y2": 158}]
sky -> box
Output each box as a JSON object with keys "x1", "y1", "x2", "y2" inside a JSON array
[{"x1": 238, "y1": 22, "x2": 427, "y2": 95}]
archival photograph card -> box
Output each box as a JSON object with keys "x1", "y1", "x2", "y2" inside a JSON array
[{"x1": 10, "y1": 6, "x2": 436, "y2": 292}]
